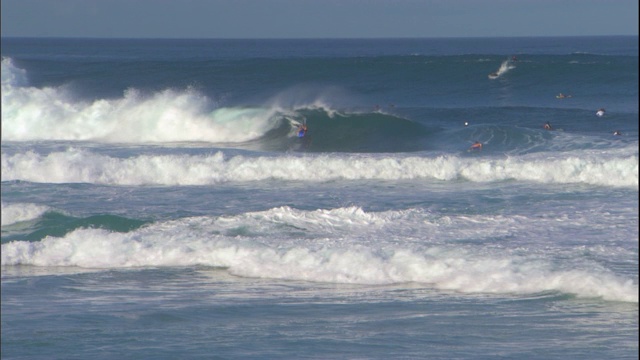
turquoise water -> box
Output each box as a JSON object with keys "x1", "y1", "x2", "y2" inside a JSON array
[{"x1": 2, "y1": 37, "x2": 638, "y2": 359}]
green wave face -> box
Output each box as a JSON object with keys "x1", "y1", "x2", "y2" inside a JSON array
[{"x1": 1, "y1": 212, "x2": 149, "y2": 243}]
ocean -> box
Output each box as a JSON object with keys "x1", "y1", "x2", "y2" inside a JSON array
[{"x1": 1, "y1": 36, "x2": 638, "y2": 359}]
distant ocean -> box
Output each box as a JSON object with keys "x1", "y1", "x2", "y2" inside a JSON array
[{"x1": 2, "y1": 36, "x2": 638, "y2": 359}]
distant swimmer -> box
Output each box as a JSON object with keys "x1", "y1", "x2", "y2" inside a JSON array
[
  {"x1": 469, "y1": 141, "x2": 483, "y2": 151},
  {"x1": 297, "y1": 124, "x2": 308, "y2": 138},
  {"x1": 596, "y1": 108, "x2": 605, "y2": 117},
  {"x1": 543, "y1": 121, "x2": 553, "y2": 130},
  {"x1": 613, "y1": 130, "x2": 622, "y2": 136},
  {"x1": 556, "y1": 93, "x2": 572, "y2": 99}
]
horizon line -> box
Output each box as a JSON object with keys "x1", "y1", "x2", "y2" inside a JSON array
[{"x1": 2, "y1": 34, "x2": 638, "y2": 41}]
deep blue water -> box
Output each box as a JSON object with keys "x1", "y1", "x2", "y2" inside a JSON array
[{"x1": 2, "y1": 37, "x2": 638, "y2": 359}]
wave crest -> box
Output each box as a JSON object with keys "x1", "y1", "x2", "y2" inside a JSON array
[{"x1": 1, "y1": 202, "x2": 51, "y2": 226}]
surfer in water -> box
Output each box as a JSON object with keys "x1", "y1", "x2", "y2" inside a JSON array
[
  {"x1": 543, "y1": 121, "x2": 553, "y2": 130},
  {"x1": 469, "y1": 141, "x2": 483, "y2": 151},
  {"x1": 596, "y1": 108, "x2": 605, "y2": 117}
]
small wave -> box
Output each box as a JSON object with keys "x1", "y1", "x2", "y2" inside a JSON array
[
  {"x1": 1, "y1": 208, "x2": 149, "y2": 243},
  {"x1": 1, "y1": 202, "x2": 51, "y2": 226}
]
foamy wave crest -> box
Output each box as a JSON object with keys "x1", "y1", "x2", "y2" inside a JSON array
[
  {"x1": 1, "y1": 60, "x2": 281, "y2": 143},
  {"x1": 1, "y1": 58, "x2": 29, "y2": 87},
  {"x1": 1, "y1": 202, "x2": 51, "y2": 226},
  {"x1": 2, "y1": 148, "x2": 637, "y2": 187},
  {"x1": 2, "y1": 207, "x2": 636, "y2": 302}
]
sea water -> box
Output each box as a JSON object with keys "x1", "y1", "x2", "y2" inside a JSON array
[{"x1": 1, "y1": 37, "x2": 638, "y2": 359}]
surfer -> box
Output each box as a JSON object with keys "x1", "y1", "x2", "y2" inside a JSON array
[
  {"x1": 297, "y1": 124, "x2": 308, "y2": 138},
  {"x1": 596, "y1": 108, "x2": 605, "y2": 117},
  {"x1": 511, "y1": 55, "x2": 518, "y2": 62},
  {"x1": 469, "y1": 141, "x2": 483, "y2": 151},
  {"x1": 613, "y1": 130, "x2": 622, "y2": 136},
  {"x1": 543, "y1": 121, "x2": 553, "y2": 130}
]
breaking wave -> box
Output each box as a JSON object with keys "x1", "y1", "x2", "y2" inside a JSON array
[
  {"x1": 2, "y1": 206, "x2": 637, "y2": 302},
  {"x1": 2, "y1": 147, "x2": 637, "y2": 188}
]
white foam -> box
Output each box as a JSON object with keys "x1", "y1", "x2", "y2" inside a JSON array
[
  {"x1": 1, "y1": 57, "x2": 29, "y2": 87},
  {"x1": 1, "y1": 202, "x2": 51, "y2": 226},
  {"x1": 1, "y1": 58, "x2": 282, "y2": 143},
  {"x1": 1, "y1": 206, "x2": 636, "y2": 302},
  {"x1": 266, "y1": 86, "x2": 345, "y2": 118},
  {"x1": 2, "y1": 148, "x2": 637, "y2": 188},
  {"x1": 1, "y1": 87, "x2": 281, "y2": 143}
]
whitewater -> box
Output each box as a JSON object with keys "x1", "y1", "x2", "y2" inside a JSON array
[{"x1": 2, "y1": 147, "x2": 638, "y2": 187}]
